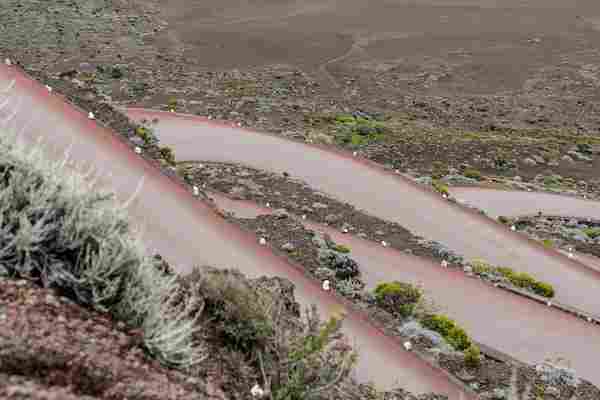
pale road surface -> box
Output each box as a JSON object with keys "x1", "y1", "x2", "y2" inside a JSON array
[
  {"x1": 0, "y1": 66, "x2": 475, "y2": 397},
  {"x1": 208, "y1": 192, "x2": 600, "y2": 386},
  {"x1": 124, "y1": 109, "x2": 600, "y2": 319},
  {"x1": 451, "y1": 187, "x2": 600, "y2": 220}
]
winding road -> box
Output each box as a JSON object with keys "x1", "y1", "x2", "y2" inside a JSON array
[
  {"x1": 4, "y1": 60, "x2": 600, "y2": 394},
  {"x1": 124, "y1": 108, "x2": 600, "y2": 321},
  {"x1": 0, "y1": 64, "x2": 474, "y2": 398}
]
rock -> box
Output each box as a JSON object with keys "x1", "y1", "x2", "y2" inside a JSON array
[
  {"x1": 324, "y1": 213, "x2": 341, "y2": 223},
  {"x1": 545, "y1": 386, "x2": 560, "y2": 398},
  {"x1": 273, "y1": 209, "x2": 289, "y2": 219},
  {"x1": 561, "y1": 154, "x2": 574, "y2": 163},
  {"x1": 522, "y1": 157, "x2": 537, "y2": 166},
  {"x1": 568, "y1": 150, "x2": 593, "y2": 162},
  {"x1": 532, "y1": 154, "x2": 546, "y2": 164},
  {"x1": 312, "y1": 202, "x2": 328, "y2": 209},
  {"x1": 281, "y1": 242, "x2": 296, "y2": 252},
  {"x1": 318, "y1": 249, "x2": 360, "y2": 280},
  {"x1": 513, "y1": 176, "x2": 522, "y2": 182},
  {"x1": 130, "y1": 136, "x2": 145, "y2": 146}
]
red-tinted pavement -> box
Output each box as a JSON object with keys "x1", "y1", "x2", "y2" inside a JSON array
[
  {"x1": 124, "y1": 109, "x2": 600, "y2": 319},
  {"x1": 0, "y1": 65, "x2": 474, "y2": 398},
  {"x1": 209, "y1": 192, "x2": 600, "y2": 386}
]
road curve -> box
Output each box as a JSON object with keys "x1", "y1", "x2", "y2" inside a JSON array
[
  {"x1": 124, "y1": 109, "x2": 600, "y2": 317},
  {"x1": 451, "y1": 187, "x2": 600, "y2": 220},
  {"x1": 209, "y1": 192, "x2": 600, "y2": 386},
  {"x1": 0, "y1": 65, "x2": 476, "y2": 397}
]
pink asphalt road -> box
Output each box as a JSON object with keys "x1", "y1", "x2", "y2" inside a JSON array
[
  {"x1": 123, "y1": 108, "x2": 600, "y2": 319},
  {"x1": 209, "y1": 192, "x2": 600, "y2": 386},
  {"x1": 0, "y1": 65, "x2": 475, "y2": 397},
  {"x1": 451, "y1": 187, "x2": 600, "y2": 220}
]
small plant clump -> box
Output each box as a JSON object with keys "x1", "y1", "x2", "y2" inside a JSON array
[
  {"x1": 420, "y1": 314, "x2": 471, "y2": 351},
  {"x1": 463, "y1": 168, "x2": 482, "y2": 181},
  {"x1": 432, "y1": 179, "x2": 450, "y2": 196},
  {"x1": 333, "y1": 244, "x2": 351, "y2": 254},
  {"x1": 159, "y1": 146, "x2": 176, "y2": 166},
  {"x1": 373, "y1": 281, "x2": 422, "y2": 318},
  {"x1": 470, "y1": 260, "x2": 555, "y2": 298},
  {"x1": 496, "y1": 267, "x2": 555, "y2": 298},
  {"x1": 464, "y1": 344, "x2": 481, "y2": 368}
]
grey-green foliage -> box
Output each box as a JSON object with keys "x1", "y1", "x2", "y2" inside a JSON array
[{"x1": 0, "y1": 127, "x2": 205, "y2": 369}]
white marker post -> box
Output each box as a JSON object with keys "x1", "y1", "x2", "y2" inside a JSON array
[
  {"x1": 403, "y1": 341, "x2": 412, "y2": 351},
  {"x1": 441, "y1": 260, "x2": 448, "y2": 268},
  {"x1": 511, "y1": 225, "x2": 516, "y2": 231},
  {"x1": 4, "y1": 58, "x2": 11, "y2": 66},
  {"x1": 322, "y1": 280, "x2": 331, "y2": 291},
  {"x1": 192, "y1": 186, "x2": 200, "y2": 197},
  {"x1": 88, "y1": 111, "x2": 95, "y2": 120},
  {"x1": 45, "y1": 85, "x2": 52, "y2": 92},
  {"x1": 259, "y1": 237, "x2": 267, "y2": 245},
  {"x1": 381, "y1": 241, "x2": 389, "y2": 247},
  {"x1": 251, "y1": 384, "x2": 264, "y2": 398},
  {"x1": 134, "y1": 146, "x2": 142, "y2": 154}
]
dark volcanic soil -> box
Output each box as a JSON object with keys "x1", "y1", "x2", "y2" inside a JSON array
[
  {"x1": 178, "y1": 160, "x2": 456, "y2": 262},
  {"x1": 4, "y1": 0, "x2": 600, "y2": 187}
]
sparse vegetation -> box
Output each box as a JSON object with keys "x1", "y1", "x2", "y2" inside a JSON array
[
  {"x1": 374, "y1": 281, "x2": 422, "y2": 318},
  {"x1": 420, "y1": 314, "x2": 471, "y2": 351},
  {"x1": 0, "y1": 129, "x2": 204, "y2": 369}
]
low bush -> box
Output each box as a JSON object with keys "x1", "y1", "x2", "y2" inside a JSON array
[
  {"x1": 374, "y1": 281, "x2": 422, "y2": 318},
  {"x1": 464, "y1": 344, "x2": 481, "y2": 368},
  {"x1": 0, "y1": 130, "x2": 203, "y2": 369},
  {"x1": 333, "y1": 244, "x2": 351, "y2": 254},
  {"x1": 509, "y1": 272, "x2": 537, "y2": 289},
  {"x1": 420, "y1": 314, "x2": 471, "y2": 351},
  {"x1": 530, "y1": 280, "x2": 555, "y2": 298},
  {"x1": 463, "y1": 168, "x2": 482, "y2": 181},
  {"x1": 495, "y1": 266, "x2": 554, "y2": 298},
  {"x1": 583, "y1": 227, "x2": 600, "y2": 239},
  {"x1": 542, "y1": 239, "x2": 554, "y2": 248},
  {"x1": 432, "y1": 179, "x2": 450, "y2": 196},
  {"x1": 497, "y1": 216, "x2": 509, "y2": 224},
  {"x1": 159, "y1": 146, "x2": 176, "y2": 166},
  {"x1": 471, "y1": 259, "x2": 493, "y2": 275}
]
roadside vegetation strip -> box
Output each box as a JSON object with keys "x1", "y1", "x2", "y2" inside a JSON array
[
  {"x1": 223, "y1": 209, "x2": 600, "y2": 399},
  {"x1": 0, "y1": 126, "x2": 204, "y2": 369}
]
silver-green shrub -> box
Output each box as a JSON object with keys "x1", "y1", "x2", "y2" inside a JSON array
[{"x1": 0, "y1": 101, "x2": 204, "y2": 369}]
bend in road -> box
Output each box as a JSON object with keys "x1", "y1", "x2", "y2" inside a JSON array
[
  {"x1": 124, "y1": 108, "x2": 600, "y2": 316},
  {"x1": 0, "y1": 65, "x2": 473, "y2": 398},
  {"x1": 209, "y1": 192, "x2": 600, "y2": 386}
]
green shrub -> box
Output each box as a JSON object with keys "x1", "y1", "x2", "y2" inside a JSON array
[
  {"x1": 542, "y1": 239, "x2": 554, "y2": 248},
  {"x1": 0, "y1": 130, "x2": 203, "y2": 369},
  {"x1": 497, "y1": 216, "x2": 509, "y2": 224},
  {"x1": 159, "y1": 146, "x2": 176, "y2": 166},
  {"x1": 182, "y1": 267, "x2": 273, "y2": 354},
  {"x1": 464, "y1": 344, "x2": 481, "y2": 368},
  {"x1": 530, "y1": 280, "x2": 555, "y2": 298},
  {"x1": 471, "y1": 259, "x2": 493, "y2": 275},
  {"x1": 420, "y1": 314, "x2": 456, "y2": 337},
  {"x1": 496, "y1": 266, "x2": 516, "y2": 279},
  {"x1": 136, "y1": 126, "x2": 149, "y2": 141},
  {"x1": 463, "y1": 168, "x2": 482, "y2": 181},
  {"x1": 421, "y1": 314, "x2": 472, "y2": 351},
  {"x1": 583, "y1": 227, "x2": 600, "y2": 239},
  {"x1": 447, "y1": 326, "x2": 471, "y2": 351},
  {"x1": 333, "y1": 244, "x2": 351, "y2": 254},
  {"x1": 432, "y1": 180, "x2": 450, "y2": 196},
  {"x1": 374, "y1": 281, "x2": 422, "y2": 317},
  {"x1": 509, "y1": 272, "x2": 537, "y2": 289}
]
